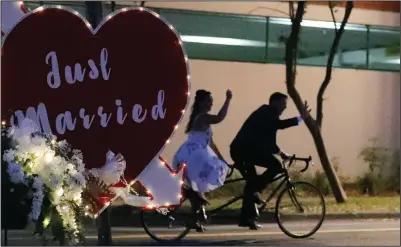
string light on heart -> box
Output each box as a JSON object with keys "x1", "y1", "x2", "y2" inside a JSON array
[{"x1": 1, "y1": 5, "x2": 191, "y2": 213}]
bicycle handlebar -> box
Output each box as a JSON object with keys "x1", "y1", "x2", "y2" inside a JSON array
[{"x1": 285, "y1": 155, "x2": 313, "y2": 173}]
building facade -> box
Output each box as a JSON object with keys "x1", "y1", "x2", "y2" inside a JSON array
[{"x1": 23, "y1": 1, "x2": 400, "y2": 178}]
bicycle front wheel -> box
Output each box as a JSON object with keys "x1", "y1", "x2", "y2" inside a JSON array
[
  {"x1": 275, "y1": 181, "x2": 326, "y2": 239},
  {"x1": 140, "y1": 203, "x2": 192, "y2": 242}
]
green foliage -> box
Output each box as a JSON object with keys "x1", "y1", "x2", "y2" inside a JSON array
[{"x1": 356, "y1": 138, "x2": 400, "y2": 196}]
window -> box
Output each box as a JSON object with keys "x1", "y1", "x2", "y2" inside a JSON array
[
  {"x1": 24, "y1": 1, "x2": 87, "y2": 18},
  {"x1": 269, "y1": 18, "x2": 369, "y2": 69},
  {"x1": 368, "y1": 26, "x2": 400, "y2": 71},
  {"x1": 19, "y1": 3, "x2": 401, "y2": 72},
  {"x1": 159, "y1": 9, "x2": 268, "y2": 63},
  {"x1": 267, "y1": 18, "x2": 291, "y2": 63}
]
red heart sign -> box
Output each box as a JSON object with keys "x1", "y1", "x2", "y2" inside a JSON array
[{"x1": 1, "y1": 7, "x2": 189, "y2": 180}]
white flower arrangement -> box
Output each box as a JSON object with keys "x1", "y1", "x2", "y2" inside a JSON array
[
  {"x1": 2, "y1": 118, "x2": 86, "y2": 244},
  {"x1": 2, "y1": 117, "x2": 150, "y2": 245}
]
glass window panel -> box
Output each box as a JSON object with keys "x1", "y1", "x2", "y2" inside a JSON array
[
  {"x1": 159, "y1": 9, "x2": 268, "y2": 63},
  {"x1": 268, "y1": 18, "x2": 369, "y2": 69},
  {"x1": 368, "y1": 26, "x2": 400, "y2": 72},
  {"x1": 24, "y1": 1, "x2": 87, "y2": 18},
  {"x1": 267, "y1": 18, "x2": 291, "y2": 63},
  {"x1": 298, "y1": 20, "x2": 368, "y2": 69}
]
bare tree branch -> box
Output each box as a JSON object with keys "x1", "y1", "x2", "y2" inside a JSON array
[
  {"x1": 289, "y1": 1, "x2": 296, "y2": 20},
  {"x1": 247, "y1": 6, "x2": 291, "y2": 17},
  {"x1": 329, "y1": 1, "x2": 338, "y2": 32},
  {"x1": 316, "y1": 1, "x2": 354, "y2": 128}
]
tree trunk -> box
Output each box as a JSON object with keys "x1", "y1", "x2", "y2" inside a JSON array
[{"x1": 284, "y1": 1, "x2": 353, "y2": 203}]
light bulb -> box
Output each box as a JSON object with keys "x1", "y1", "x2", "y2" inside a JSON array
[
  {"x1": 166, "y1": 139, "x2": 170, "y2": 144},
  {"x1": 172, "y1": 172, "x2": 176, "y2": 176},
  {"x1": 85, "y1": 212, "x2": 88, "y2": 216},
  {"x1": 94, "y1": 213, "x2": 98, "y2": 218},
  {"x1": 86, "y1": 22, "x2": 91, "y2": 28},
  {"x1": 165, "y1": 203, "x2": 170, "y2": 207},
  {"x1": 181, "y1": 110, "x2": 185, "y2": 114},
  {"x1": 180, "y1": 181, "x2": 184, "y2": 185},
  {"x1": 107, "y1": 15, "x2": 112, "y2": 20},
  {"x1": 174, "y1": 125, "x2": 178, "y2": 130},
  {"x1": 184, "y1": 56, "x2": 188, "y2": 62},
  {"x1": 42, "y1": 217, "x2": 51, "y2": 228},
  {"x1": 85, "y1": 205, "x2": 89, "y2": 210},
  {"x1": 179, "y1": 40, "x2": 183, "y2": 45},
  {"x1": 51, "y1": 140, "x2": 56, "y2": 145},
  {"x1": 105, "y1": 201, "x2": 110, "y2": 207},
  {"x1": 153, "y1": 13, "x2": 160, "y2": 18},
  {"x1": 187, "y1": 75, "x2": 191, "y2": 80},
  {"x1": 44, "y1": 151, "x2": 54, "y2": 163},
  {"x1": 56, "y1": 188, "x2": 64, "y2": 197},
  {"x1": 74, "y1": 11, "x2": 79, "y2": 16},
  {"x1": 1, "y1": 120, "x2": 6, "y2": 126},
  {"x1": 146, "y1": 190, "x2": 152, "y2": 194},
  {"x1": 129, "y1": 180, "x2": 135, "y2": 186},
  {"x1": 168, "y1": 25, "x2": 174, "y2": 30},
  {"x1": 56, "y1": 5, "x2": 62, "y2": 9},
  {"x1": 37, "y1": 6, "x2": 44, "y2": 12},
  {"x1": 122, "y1": 8, "x2": 127, "y2": 12}
]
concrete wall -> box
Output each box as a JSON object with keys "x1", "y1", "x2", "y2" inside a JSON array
[
  {"x1": 161, "y1": 61, "x2": 400, "y2": 178},
  {"x1": 128, "y1": 2, "x2": 400, "y2": 177}
]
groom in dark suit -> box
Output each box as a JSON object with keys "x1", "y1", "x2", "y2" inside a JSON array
[{"x1": 230, "y1": 92, "x2": 310, "y2": 229}]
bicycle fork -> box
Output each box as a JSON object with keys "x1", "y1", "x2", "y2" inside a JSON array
[{"x1": 286, "y1": 181, "x2": 305, "y2": 213}]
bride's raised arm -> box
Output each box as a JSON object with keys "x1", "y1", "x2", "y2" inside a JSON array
[{"x1": 198, "y1": 90, "x2": 232, "y2": 125}]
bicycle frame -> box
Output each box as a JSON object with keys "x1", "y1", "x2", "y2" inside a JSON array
[
  {"x1": 177, "y1": 155, "x2": 312, "y2": 217},
  {"x1": 208, "y1": 169, "x2": 290, "y2": 216},
  {"x1": 204, "y1": 155, "x2": 312, "y2": 217}
]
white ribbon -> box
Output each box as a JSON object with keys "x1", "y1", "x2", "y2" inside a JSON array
[
  {"x1": 99, "y1": 151, "x2": 126, "y2": 186},
  {"x1": 98, "y1": 151, "x2": 152, "y2": 207}
]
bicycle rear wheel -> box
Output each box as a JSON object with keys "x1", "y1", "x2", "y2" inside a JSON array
[
  {"x1": 275, "y1": 181, "x2": 326, "y2": 238},
  {"x1": 140, "y1": 202, "x2": 192, "y2": 242}
]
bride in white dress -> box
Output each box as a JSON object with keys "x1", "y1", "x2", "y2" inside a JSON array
[{"x1": 172, "y1": 89, "x2": 232, "y2": 230}]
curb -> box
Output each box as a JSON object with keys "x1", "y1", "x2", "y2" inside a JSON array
[{"x1": 84, "y1": 208, "x2": 400, "y2": 227}]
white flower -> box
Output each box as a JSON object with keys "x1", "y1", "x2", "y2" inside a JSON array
[
  {"x1": 72, "y1": 149, "x2": 83, "y2": 161},
  {"x1": 29, "y1": 177, "x2": 44, "y2": 221},
  {"x1": 58, "y1": 140, "x2": 68, "y2": 150},
  {"x1": 3, "y1": 149, "x2": 15, "y2": 162},
  {"x1": 73, "y1": 173, "x2": 86, "y2": 187},
  {"x1": 7, "y1": 162, "x2": 26, "y2": 184}
]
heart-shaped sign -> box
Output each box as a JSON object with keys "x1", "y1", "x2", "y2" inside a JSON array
[{"x1": 1, "y1": 7, "x2": 190, "y2": 180}]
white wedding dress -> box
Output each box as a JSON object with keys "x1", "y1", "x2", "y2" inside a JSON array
[{"x1": 172, "y1": 127, "x2": 229, "y2": 193}]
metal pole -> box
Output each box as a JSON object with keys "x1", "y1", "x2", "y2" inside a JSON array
[{"x1": 84, "y1": 3, "x2": 112, "y2": 244}]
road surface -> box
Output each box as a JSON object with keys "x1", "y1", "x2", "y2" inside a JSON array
[{"x1": 2, "y1": 219, "x2": 399, "y2": 246}]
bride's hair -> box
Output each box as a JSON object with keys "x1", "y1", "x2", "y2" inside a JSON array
[{"x1": 185, "y1": 89, "x2": 211, "y2": 133}]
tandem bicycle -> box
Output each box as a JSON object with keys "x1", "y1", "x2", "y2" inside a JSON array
[{"x1": 140, "y1": 155, "x2": 326, "y2": 242}]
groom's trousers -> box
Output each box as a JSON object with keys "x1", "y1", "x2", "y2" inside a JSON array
[{"x1": 230, "y1": 145, "x2": 283, "y2": 221}]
